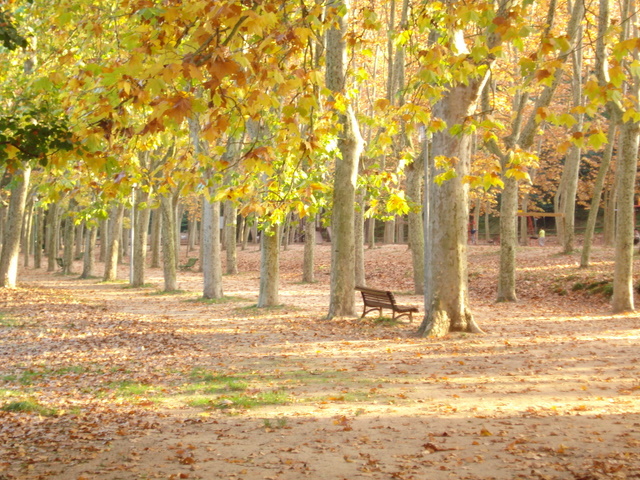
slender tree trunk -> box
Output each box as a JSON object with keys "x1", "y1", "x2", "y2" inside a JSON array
[
  {"x1": 150, "y1": 210, "x2": 161, "y2": 268},
  {"x1": 612, "y1": 121, "x2": 639, "y2": 312},
  {"x1": 326, "y1": 0, "x2": 364, "y2": 318},
  {"x1": 22, "y1": 196, "x2": 33, "y2": 268},
  {"x1": 258, "y1": 225, "x2": 280, "y2": 307},
  {"x1": 46, "y1": 204, "x2": 58, "y2": 272},
  {"x1": 497, "y1": 176, "x2": 518, "y2": 301},
  {"x1": 103, "y1": 204, "x2": 124, "y2": 281},
  {"x1": 0, "y1": 167, "x2": 31, "y2": 288},
  {"x1": 202, "y1": 193, "x2": 223, "y2": 299},
  {"x1": 160, "y1": 195, "x2": 178, "y2": 291},
  {"x1": 303, "y1": 215, "x2": 315, "y2": 283},
  {"x1": 75, "y1": 222, "x2": 84, "y2": 261},
  {"x1": 34, "y1": 207, "x2": 43, "y2": 269},
  {"x1": 603, "y1": 177, "x2": 617, "y2": 246},
  {"x1": 225, "y1": 200, "x2": 238, "y2": 275},
  {"x1": 406, "y1": 145, "x2": 425, "y2": 295},
  {"x1": 98, "y1": 219, "x2": 107, "y2": 263},
  {"x1": 355, "y1": 191, "x2": 366, "y2": 287},
  {"x1": 131, "y1": 189, "x2": 152, "y2": 287},
  {"x1": 581, "y1": 123, "x2": 617, "y2": 267},
  {"x1": 62, "y1": 212, "x2": 75, "y2": 275},
  {"x1": 80, "y1": 226, "x2": 97, "y2": 279}
]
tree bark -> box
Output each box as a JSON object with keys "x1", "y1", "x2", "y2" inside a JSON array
[
  {"x1": 131, "y1": 188, "x2": 152, "y2": 287},
  {"x1": 303, "y1": 215, "x2": 315, "y2": 283},
  {"x1": 326, "y1": 0, "x2": 364, "y2": 318},
  {"x1": 45, "y1": 204, "x2": 58, "y2": 272},
  {"x1": 497, "y1": 176, "x2": 518, "y2": 301},
  {"x1": 103, "y1": 204, "x2": 124, "y2": 282},
  {"x1": 62, "y1": 211, "x2": 75, "y2": 274},
  {"x1": 160, "y1": 194, "x2": 178, "y2": 292},
  {"x1": 258, "y1": 225, "x2": 280, "y2": 307},
  {"x1": 80, "y1": 226, "x2": 97, "y2": 279},
  {"x1": 612, "y1": 121, "x2": 639, "y2": 312},
  {"x1": 225, "y1": 200, "x2": 238, "y2": 275},
  {"x1": 33, "y1": 207, "x2": 43, "y2": 269},
  {"x1": 581, "y1": 124, "x2": 617, "y2": 267},
  {"x1": 418, "y1": 77, "x2": 486, "y2": 337},
  {"x1": 0, "y1": 167, "x2": 31, "y2": 288},
  {"x1": 202, "y1": 193, "x2": 223, "y2": 299},
  {"x1": 406, "y1": 144, "x2": 425, "y2": 295}
]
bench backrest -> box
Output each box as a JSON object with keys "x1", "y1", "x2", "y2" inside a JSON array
[{"x1": 356, "y1": 286, "x2": 397, "y2": 307}]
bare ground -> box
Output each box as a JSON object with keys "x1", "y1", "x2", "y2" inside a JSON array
[{"x1": 1, "y1": 242, "x2": 639, "y2": 480}]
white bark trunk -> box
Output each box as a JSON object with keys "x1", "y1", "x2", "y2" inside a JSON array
[
  {"x1": 202, "y1": 193, "x2": 223, "y2": 299},
  {"x1": 258, "y1": 225, "x2": 280, "y2": 307},
  {"x1": 0, "y1": 167, "x2": 31, "y2": 288}
]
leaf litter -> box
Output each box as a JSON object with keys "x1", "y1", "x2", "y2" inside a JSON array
[{"x1": 0, "y1": 243, "x2": 639, "y2": 479}]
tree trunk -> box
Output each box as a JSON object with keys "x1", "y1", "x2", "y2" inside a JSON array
[
  {"x1": 303, "y1": 215, "x2": 315, "y2": 283},
  {"x1": 418, "y1": 78, "x2": 485, "y2": 337},
  {"x1": 202, "y1": 193, "x2": 223, "y2": 299},
  {"x1": 497, "y1": 176, "x2": 518, "y2": 301},
  {"x1": 34, "y1": 207, "x2": 43, "y2": 269},
  {"x1": 98, "y1": 219, "x2": 107, "y2": 263},
  {"x1": 0, "y1": 167, "x2": 31, "y2": 288},
  {"x1": 326, "y1": 0, "x2": 364, "y2": 318},
  {"x1": 160, "y1": 195, "x2": 178, "y2": 292},
  {"x1": 131, "y1": 189, "x2": 152, "y2": 287},
  {"x1": 406, "y1": 145, "x2": 425, "y2": 295},
  {"x1": 612, "y1": 121, "x2": 639, "y2": 312},
  {"x1": 81, "y1": 226, "x2": 97, "y2": 279},
  {"x1": 103, "y1": 204, "x2": 124, "y2": 281},
  {"x1": 150, "y1": 209, "x2": 161, "y2": 268},
  {"x1": 225, "y1": 200, "x2": 238, "y2": 275},
  {"x1": 355, "y1": 192, "x2": 365, "y2": 287},
  {"x1": 603, "y1": 177, "x2": 616, "y2": 246},
  {"x1": 258, "y1": 225, "x2": 280, "y2": 307},
  {"x1": 581, "y1": 123, "x2": 617, "y2": 267},
  {"x1": 62, "y1": 212, "x2": 75, "y2": 275},
  {"x1": 46, "y1": 204, "x2": 58, "y2": 272},
  {"x1": 75, "y1": 222, "x2": 84, "y2": 261}
]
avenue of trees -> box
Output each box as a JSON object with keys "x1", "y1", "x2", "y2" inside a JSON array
[{"x1": 1, "y1": 0, "x2": 639, "y2": 336}]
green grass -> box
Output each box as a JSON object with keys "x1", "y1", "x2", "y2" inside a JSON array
[
  {"x1": 147, "y1": 289, "x2": 187, "y2": 296},
  {"x1": 109, "y1": 380, "x2": 155, "y2": 396},
  {"x1": 188, "y1": 295, "x2": 248, "y2": 304},
  {"x1": 1, "y1": 400, "x2": 58, "y2": 416},
  {"x1": 0, "y1": 314, "x2": 24, "y2": 328}
]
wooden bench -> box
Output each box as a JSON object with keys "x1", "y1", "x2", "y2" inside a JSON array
[
  {"x1": 355, "y1": 286, "x2": 418, "y2": 322},
  {"x1": 179, "y1": 257, "x2": 198, "y2": 271}
]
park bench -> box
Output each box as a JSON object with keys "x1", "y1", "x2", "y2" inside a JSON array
[
  {"x1": 355, "y1": 286, "x2": 418, "y2": 322},
  {"x1": 179, "y1": 257, "x2": 198, "y2": 271}
]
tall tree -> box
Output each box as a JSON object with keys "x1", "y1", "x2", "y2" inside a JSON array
[{"x1": 326, "y1": 0, "x2": 365, "y2": 318}]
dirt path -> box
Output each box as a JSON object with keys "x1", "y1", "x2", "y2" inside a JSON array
[{"x1": 1, "y1": 244, "x2": 640, "y2": 479}]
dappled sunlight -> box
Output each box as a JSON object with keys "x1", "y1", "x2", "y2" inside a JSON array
[{"x1": 3, "y1": 244, "x2": 640, "y2": 479}]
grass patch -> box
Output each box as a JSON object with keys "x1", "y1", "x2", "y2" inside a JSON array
[
  {"x1": 122, "y1": 283, "x2": 156, "y2": 289},
  {"x1": 368, "y1": 316, "x2": 401, "y2": 327},
  {"x1": 262, "y1": 417, "x2": 289, "y2": 430},
  {"x1": 109, "y1": 380, "x2": 155, "y2": 397},
  {"x1": 147, "y1": 289, "x2": 187, "y2": 296},
  {"x1": 1, "y1": 400, "x2": 58, "y2": 416},
  {"x1": 188, "y1": 295, "x2": 247, "y2": 304},
  {"x1": 0, "y1": 314, "x2": 24, "y2": 328},
  {"x1": 216, "y1": 389, "x2": 290, "y2": 410}
]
